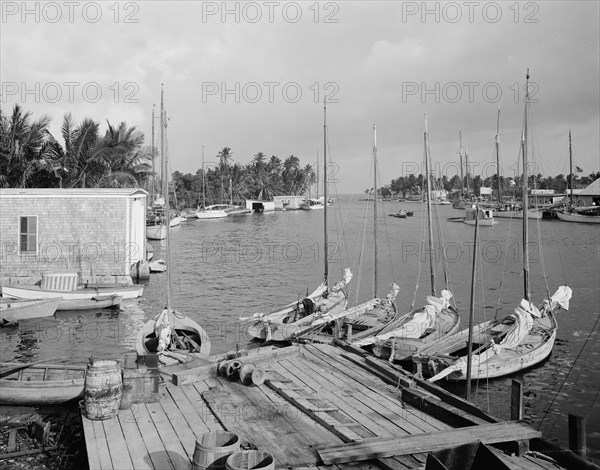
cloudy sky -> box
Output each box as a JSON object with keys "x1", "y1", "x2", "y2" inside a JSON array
[{"x1": 2, "y1": 1, "x2": 599, "y2": 193}]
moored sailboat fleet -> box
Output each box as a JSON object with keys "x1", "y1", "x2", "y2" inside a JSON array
[{"x1": 0, "y1": 72, "x2": 583, "y2": 415}]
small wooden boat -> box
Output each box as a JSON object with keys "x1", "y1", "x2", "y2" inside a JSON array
[
  {"x1": 2, "y1": 283, "x2": 143, "y2": 308},
  {"x1": 414, "y1": 286, "x2": 572, "y2": 381},
  {"x1": 146, "y1": 223, "x2": 167, "y2": 240},
  {"x1": 389, "y1": 210, "x2": 407, "y2": 218},
  {"x1": 242, "y1": 269, "x2": 353, "y2": 342},
  {"x1": 0, "y1": 362, "x2": 86, "y2": 405},
  {"x1": 56, "y1": 294, "x2": 122, "y2": 311},
  {"x1": 354, "y1": 290, "x2": 460, "y2": 361},
  {"x1": 557, "y1": 206, "x2": 600, "y2": 224},
  {"x1": 136, "y1": 309, "x2": 211, "y2": 356},
  {"x1": 0, "y1": 297, "x2": 61, "y2": 322}
]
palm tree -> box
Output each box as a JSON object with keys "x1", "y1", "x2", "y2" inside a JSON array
[{"x1": 0, "y1": 104, "x2": 56, "y2": 188}]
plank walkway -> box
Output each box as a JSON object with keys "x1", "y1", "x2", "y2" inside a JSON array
[{"x1": 82, "y1": 343, "x2": 566, "y2": 470}]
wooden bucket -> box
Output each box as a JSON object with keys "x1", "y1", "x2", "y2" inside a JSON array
[
  {"x1": 226, "y1": 451, "x2": 274, "y2": 470},
  {"x1": 192, "y1": 431, "x2": 240, "y2": 470},
  {"x1": 84, "y1": 359, "x2": 122, "y2": 420}
]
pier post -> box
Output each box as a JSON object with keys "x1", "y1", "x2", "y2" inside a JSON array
[
  {"x1": 568, "y1": 414, "x2": 587, "y2": 457},
  {"x1": 510, "y1": 380, "x2": 523, "y2": 420}
]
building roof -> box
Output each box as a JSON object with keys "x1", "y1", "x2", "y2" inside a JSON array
[
  {"x1": 579, "y1": 178, "x2": 600, "y2": 196},
  {"x1": 0, "y1": 188, "x2": 148, "y2": 198}
]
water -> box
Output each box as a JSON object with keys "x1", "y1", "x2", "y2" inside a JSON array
[{"x1": 1, "y1": 196, "x2": 599, "y2": 457}]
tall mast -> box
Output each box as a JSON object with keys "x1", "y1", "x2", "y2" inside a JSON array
[
  {"x1": 151, "y1": 105, "x2": 155, "y2": 203},
  {"x1": 316, "y1": 150, "x2": 319, "y2": 199},
  {"x1": 495, "y1": 107, "x2": 502, "y2": 203},
  {"x1": 465, "y1": 147, "x2": 470, "y2": 197},
  {"x1": 160, "y1": 84, "x2": 171, "y2": 309},
  {"x1": 522, "y1": 70, "x2": 530, "y2": 301},
  {"x1": 202, "y1": 146, "x2": 206, "y2": 209},
  {"x1": 323, "y1": 97, "x2": 329, "y2": 287},
  {"x1": 569, "y1": 130, "x2": 574, "y2": 207},
  {"x1": 424, "y1": 113, "x2": 436, "y2": 296},
  {"x1": 459, "y1": 130, "x2": 464, "y2": 199},
  {"x1": 465, "y1": 203, "x2": 479, "y2": 399},
  {"x1": 373, "y1": 124, "x2": 378, "y2": 298}
]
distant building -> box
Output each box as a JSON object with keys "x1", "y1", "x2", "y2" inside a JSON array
[
  {"x1": 273, "y1": 195, "x2": 306, "y2": 210},
  {"x1": 0, "y1": 188, "x2": 147, "y2": 283},
  {"x1": 564, "y1": 179, "x2": 600, "y2": 206},
  {"x1": 245, "y1": 199, "x2": 284, "y2": 212}
]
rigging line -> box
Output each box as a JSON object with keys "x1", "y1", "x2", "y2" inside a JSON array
[
  {"x1": 538, "y1": 314, "x2": 600, "y2": 430},
  {"x1": 554, "y1": 230, "x2": 568, "y2": 286},
  {"x1": 353, "y1": 197, "x2": 371, "y2": 305},
  {"x1": 545, "y1": 327, "x2": 600, "y2": 435},
  {"x1": 375, "y1": 160, "x2": 397, "y2": 282},
  {"x1": 535, "y1": 210, "x2": 550, "y2": 298},
  {"x1": 411, "y1": 199, "x2": 428, "y2": 310},
  {"x1": 495, "y1": 215, "x2": 515, "y2": 320}
]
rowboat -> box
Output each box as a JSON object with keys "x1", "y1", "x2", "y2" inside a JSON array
[
  {"x1": 0, "y1": 362, "x2": 86, "y2": 405},
  {"x1": 2, "y1": 284, "x2": 143, "y2": 310},
  {"x1": 0, "y1": 297, "x2": 61, "y2": 322},
  {"x1": 56, "y1": 294, "x2": 122, "y2": 311},
  {"x1": 136, "y1": 309, "x2": 211, "y2": 355}
]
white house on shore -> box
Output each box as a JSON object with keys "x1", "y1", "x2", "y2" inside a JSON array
[{"x1": 0, "y1": 188, "x2": 147, "y2": 284}]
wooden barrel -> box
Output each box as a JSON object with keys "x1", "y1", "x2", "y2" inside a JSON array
[
  {"x1": 192, "y1": 431, "x2": 240, "y2": 470},
  {"x1": 226, "y1": 451, "x2": 274, "y2": 470},
  {"x1": 84, "y1": 359, "x2": 122, "y2": 420}
]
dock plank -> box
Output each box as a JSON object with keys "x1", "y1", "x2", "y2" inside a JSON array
[
  {"x1": 319, "y1": 420, "x2": 542, "y2": 464},
  {"x1": 146, "y1": 400, "x2": 190, "y2": 467},
  {"x1": 117, "y1": 409, "x2": 154, "y2": 469},
  {"x1": 92, "y1": 419, "x2": 114, "y2": 470},
  {"x1": 132, "y1": 403, "x2": 176, "y2": 470},
  {"x1": 81, "y1": 415, "x2": 103, "y2": 470},
  {"x1": 158, "y1": 386, "x2": 199, "y2": 460},
  {"x1": 302, "y1": 346, "x2": 447, "y2": 434},
  {"x1": 102, "y1": 416, "x2": 135, "y2": 470}
]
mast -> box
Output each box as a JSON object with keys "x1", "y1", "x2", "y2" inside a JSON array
[
  {"x1": 373, "y1": 124, "x2": 378, "y2": 297},
  {"x1": 522, "y1": 70, "x2": 530, "y2": 301},
  {"x1": 316, "y1": 150, "x2": 319, "y2": 200},
  {"x1": 459, "y1": 130, "x2": 464, "y2": 199},
  {"x1": 465, "y1": 204, "x2": 479, "y2": 399},
  {"x1": 465, "y1": 147, "x2": 470, "y2": 197},
  {"x1": 495, "y1": 107, "x2": 502, "y2": 203},
  {"x1": 201, "y1": 146, "x2": 206, "y2": 209},
  {"x1": 569, "y1": 130, "x2": 574, "y2": 207},
  {"x1": 151, "y1": 105, "x2": 155, "y2": 203},
  {"x1": 323, "y1": 97, "x2": 329, "y2": 287},
  {"x1": 160, "y1": 84, "x2": 171, "y2": 309},
  {"x1": 424, "y1": 113, "x2": 436, "y2": 296}
]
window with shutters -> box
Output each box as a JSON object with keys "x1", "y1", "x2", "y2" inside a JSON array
[{"x1": 19, "y1": 216, "x2": 38, "y2": 254}]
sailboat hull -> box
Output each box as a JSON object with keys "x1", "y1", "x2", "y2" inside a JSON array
[
  {"x1": 371, "y1": 307, "x2": 460, "y2": 361},
  {"x1": 416, "y1": 311, "x2": 557, "y2": 381},
  {"x1": 556, "y1": 211, "x2": 600, "y2": 223}
]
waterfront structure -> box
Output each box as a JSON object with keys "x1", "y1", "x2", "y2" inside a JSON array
[
  {"x1": 0, "y1": 188, "x2": 147, "y2": 284},
  {"x1": 273, "y1": 195, "x2": 306, "y2": 210}
]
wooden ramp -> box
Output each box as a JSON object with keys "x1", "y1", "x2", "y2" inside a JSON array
[{"x1": 82, "y1": 343, "x2": 564, "y2": 470}]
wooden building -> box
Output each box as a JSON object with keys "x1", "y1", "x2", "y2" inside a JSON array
[{"x1": 0, "y1": 188, "x2": 147, "y2": 284}]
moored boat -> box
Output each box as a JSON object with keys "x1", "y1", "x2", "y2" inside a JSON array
[
  {"x1": 0, "y1": 297, "x2": 61, "y2": 322},
  {"x1": 463, "y1": 205, "x2": 497, "y2": 226},
  {"x1": 415, "y1": 287, "x2": 571, "y2": 381},
  {"x1": 195, "y1": 204, "x2": 231, "y2": 219},
  {"x1": 557, "y1": 205, "x2": 600, "y2": 223},
  {"x1": 0, "y1": 362, "x2": 86, "y2": 405}
]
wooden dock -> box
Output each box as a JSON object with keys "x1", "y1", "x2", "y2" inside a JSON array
[{"x1": 82, "y1": 343, "x2": 577, "y2": 470}]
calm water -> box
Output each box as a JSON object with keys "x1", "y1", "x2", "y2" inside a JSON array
[{"x1": 2, "y1": 196, "x2": 599, "y2": 457}]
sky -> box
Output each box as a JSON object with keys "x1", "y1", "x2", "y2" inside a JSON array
[{"x1": 1, "y1": 1, "x2": 599, "y2": 194}]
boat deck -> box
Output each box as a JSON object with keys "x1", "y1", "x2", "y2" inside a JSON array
[{"x1": 82, "y1": 343, "x2": 567, "y2": 469}]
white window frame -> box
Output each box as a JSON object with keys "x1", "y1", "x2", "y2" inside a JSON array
[{"x1": 19, "y1": 215, "x2": 38, "y2": 255}]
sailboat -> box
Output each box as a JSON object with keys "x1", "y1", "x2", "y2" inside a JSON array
[
  {"x1": 295, "y1": 125, "x2": 402, "y2": 342},
  {"x1": 491, "y1": 107, "x2": 542, "y2": 220},
  {"x1": 242, "y1": 98, "x2": 353, "y2": 342},
  {"x1": 195, "y1": 146, "x2": 230, "y2": 219},
  {"x1": 137, "y1": 86, "x2": 211, "y2": 356},
  {"x1": 354, "y1": 114, "x2": 460, "y2": 361},
  {"x1": 556, "y1": 132, "x2": 600, "y2": 224},
  {"x1": 414, "y1": 71, "x2": 572, "y2": 382},
  {"x1": 146, "y1": 106, "x2": 168, "y2": 240}
]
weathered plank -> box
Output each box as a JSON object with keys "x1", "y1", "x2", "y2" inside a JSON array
[
  {"x1": 117, "y1": 409, "x2": 154, "y2": 469},
  {"x1": 81, "y1": 415, "x2": 103, "y2": 470},
  {"x1": 91, "y1": 419, "x2": 113, "y2": 470},
  {"x1": 131, "y1": 404, "x2": 175, "y2": 470},
  {"x1": 102, "y1": 417, "x2": 134, "y2": 470},
  {"x1": 319, "y1": 420, "x2": 542, "y2": 464}
]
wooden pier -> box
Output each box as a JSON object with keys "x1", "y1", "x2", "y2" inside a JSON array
[{"x1": 82, "y1": 343, "x2": 585, "y2": 470}]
